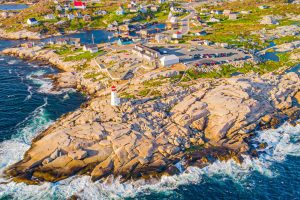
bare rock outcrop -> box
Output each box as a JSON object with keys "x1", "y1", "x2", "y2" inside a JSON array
[{"x1": 4, "y1": 72, "x2": 300, "y2": 183}]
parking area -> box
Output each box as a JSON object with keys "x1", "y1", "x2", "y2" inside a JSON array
[{"x1": 156, "y1": 44, "x2": 252, "y2": 67}]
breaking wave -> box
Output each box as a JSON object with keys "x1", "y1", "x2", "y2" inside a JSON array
[
  {"x1": 26, "y1": 69, "x2": 74, "y2": 95},
  {"x1": 13, "y1": 97, "x2": 53, "y2": 144},
  {"x1": 0, "y1": 123, "x2": 299, "y2": 199},
  {"x1": 7, "y1": 59, "x2": 19, "y2": 65},
  {"x1": 26, "y1": 69, "x2": 53, "y2": 94}
]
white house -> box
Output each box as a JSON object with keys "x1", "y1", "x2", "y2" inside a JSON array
[
  {"x1": 44, "y1": 14, "x2": 55, "y2": 20},
  {"x1": 67, "y1": 14, "x2": 75, "y2": 20},
  {"x1": 172, "y1": 31, "x2": 182, "y2": 39},
  {"x1": 150, "y1": 5, "x2": 158, "y2": 12},
  {"x1": 116, "y1": 7, "x2": 125, "y2": 15},
  {"x1": 169, "y1": 16, "x2": 178, "y2": 24},
  {"x1": 228, "y1": 13, "x2": 238, "y2": 20},
  {"x1": 208, "y1": 17, "x2": 220, "y2": 23},
  {"x1": 55, "y1": 5, "x2": 63, "y2": 11},
  {"x1": 160, "y1": 55, "x2": 179, "y2": 67},
  {"x1": 259, "y1": 5, "x2": 270, "y2": 10},
  {"x1": 139, "y1": 5, "x2": 147, "y2": 13},
  {"x1": 27, "y1": 18, "x2": 39, "y2": 26},
  {"x1": 83, "y1": 44, "x2": 98, "y2": 53}
]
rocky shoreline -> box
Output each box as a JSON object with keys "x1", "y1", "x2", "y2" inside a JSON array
[
  {"x1": 1, "y1": 44, "x2": 300, "y2": 185},
  {"x1": 2, "y1": 52, "x2": 299, "y2": 183}
]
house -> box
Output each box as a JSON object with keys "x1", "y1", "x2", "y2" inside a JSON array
[
  {"x1": 132, "y1": 44, "x2": 161, "y2": 61},
  {"x1": 208, "y1": 17, "x2": 220, "y2": 23},
  {"x1": 158, "y1": 0, "x2": 166, "y2": 4},
  {"x1": 241, "y1": 10, "x2": 251, "y2": 15},
  {"x1": 223, "y1": 9, "x2": 231, "y2": 16},
  {"x1": 83, "y1": 14, "x2": 91, "y2": 21},
  {"x1": 54, "y1": 37, "x2": 81, "y2": 46},
  {"x1": 44, "y1": 14, "x2": 55, "y2": 20},
  {"x1": 67, "y1": 14, "x2": 75, "y2": 20},
  {"x1": 128, "y1": 0, "x2": 137, "y2": 8},
  {"x1": 260, "y1": 15, "x2": 279, "y2": 25},
  {"x1": 130, "y1": 6, "x2": 138, "y2": 13},
  {"x1": 83, "y1": 44, "x2": 98, "y2": 53},
  {"x1": 139, "y1": 5, "x2": 147, "y2": 13},
  {"x1": 195, "y1": 30, "x2": 207, "y2": 36},
  {"x1": 211, "y1": 10, "x2": 222, "y2": 15},
  {"x1": 259, "y1": 5, "x2": 270, "y2": 9},
  {"x1": 169, "y1": 16, "x2": 178, "y2": 24},
  {"x1": 94, "y1": 10, "x2": 107, "y2": 15},
  {"x1": 27, "y1": 18, "x2": 39, "y2": 26},
  {"x1": 55, "y1": 38, "x2": 69, "y2": 45},
  {"x1": 220, "y1": 43, "x2": 229, "y2": 48},
  {"x1": 171, "y1": 6, "x2": 185, "y2": 13},
  {"x1": 117, "y1": 37, "x2": 133, "y2": 45},
  {"x1": 172, "y1": 31, "x2": 182, "y2": 39},
  {"x1": 69, "y1": 38, "x2": 81, "y2": 47},
  {"x1": 64, "y1": 5, "x2": 71, "y2": 11},
  {"x1": 1, "y1": 12, "x2": 8, "y2": 18},
  {"x1": 116, "y1": 6, "x2": 125, "y2": 15},
  {"x1": 228, "y1": 13, "x2": 238, "y2": 20},
  {"x1": 74, "y1": 0, "x2": 86, "y2": 9},
  {"x1": 55, "y1": 5, "x2": 63, "y2": 11},
  {"x1": 75, "y1": 12, "x2": 83, "y2": 18},
  {"x1": 150, "y1": 5, "x2": 158, "y2": 12},
  {"x1": 58, "y1": 13, "x2": 66, "y2": 18},
  {"x1": 160, "y1": 55, "x2": 179, "y2": 67},
  {"x1": 140, "y1": 29, "x2": 149, "y2": 37},
  {"x1": 203, "y1": 40, "x2": 213, "y2": 46}
]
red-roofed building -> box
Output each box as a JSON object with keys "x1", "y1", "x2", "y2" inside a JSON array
[
  {"x1": 172, "y1": 31, "x2": 182, "y2": 39},
  {"x1": 74, "y1": 0, "x2": 86, "y2": 9}
]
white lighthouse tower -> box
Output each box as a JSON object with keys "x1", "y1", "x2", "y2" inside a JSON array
[{"x1": 111, "y1": 85, "x2": 120, "y2": 106}]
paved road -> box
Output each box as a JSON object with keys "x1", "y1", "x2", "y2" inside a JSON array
[{"x1": 180, "y1": 2, "x2": 205, "y2": 35}]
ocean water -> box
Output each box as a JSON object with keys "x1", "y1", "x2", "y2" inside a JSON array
[
  {"x1": 0, "y1": 40, "x2": 300, "y2": 199},
  {"x1": 0, "y1": 4, "x2": 28, "y2": 11}
]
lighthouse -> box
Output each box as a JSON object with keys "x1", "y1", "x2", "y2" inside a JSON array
[{"x1": 111, "y1": 86, "x2": 120, "y2": 106}]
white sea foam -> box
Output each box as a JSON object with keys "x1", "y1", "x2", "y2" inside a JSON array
[
  {"x1": 24, "y1": 85, "x2": 33, "y2": 101},
  {"x1": 26, "y1": 69, "x2": 74, "y2": 95},
  {"x1": 0, "y1": 123, "x2": 299, "y2": 199},
  {"x1": 7, "y1": 60, "x2": 19, "y2": 65},
  {"x1": 14, "y1": 98, "x2": 53, "y2": 144}
]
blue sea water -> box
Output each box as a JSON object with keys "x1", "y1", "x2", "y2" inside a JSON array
[
  {"x1": 0, "y1": 39, "x2": 299, "y2": 200},
  {"x1": 0, "y1": 4, "x2": 28, "y2": 11}
]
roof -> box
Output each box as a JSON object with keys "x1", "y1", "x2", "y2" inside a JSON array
[
  {"x1": 74, "y1": 0, "x2": 86, "y2": 7},
  {"x1": 84, "y1": 44, "x2": 98, "y2": 48},
  {"x1": 28, "y1": 18, "x2": 37, "y2": 22},
  {"x1": 160, "y1": 54, "x2": 179, "y2": 61}
]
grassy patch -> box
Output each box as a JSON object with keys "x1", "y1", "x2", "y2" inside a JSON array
[
  {"x1": 138, "y1": 88, "x2": 151, "y2": 97},
  {"x1": 120, "y1": 92, "x2": 136, "y2": 99},
  {"x1": 64, "y1": 51, "x2": 104, "y2": 62}
]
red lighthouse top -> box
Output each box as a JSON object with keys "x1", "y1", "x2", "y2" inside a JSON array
[{"x1": 111, "y1": 85, "x2": 116, "y2": 92}]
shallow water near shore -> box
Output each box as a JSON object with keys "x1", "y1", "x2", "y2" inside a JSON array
[{"x1": 0, "y1": 39, "x2": 300, "y2": 199}]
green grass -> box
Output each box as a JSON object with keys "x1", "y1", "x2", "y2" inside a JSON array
[
  {"x1": 64, "y1": 51, "x2": 104, "y2": 62},
  {"x1": 83, "y1": 72, "x2": 101, "y2": 79},
  {"x1": 120, "y1": 92, "x2": 136, "y2": 99},
  {"x1": 194, "y1": 0, "x2": 300, "y2": 50},
  {"x1": 138, "y1": 88, "x2": 151, "y2": 97},
  {"x1": 142, "y1": 79, "x2": 165, "y2": 87},
  {"x1": 273, "y1": 36, "x2": 300, "y2": 45}
]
